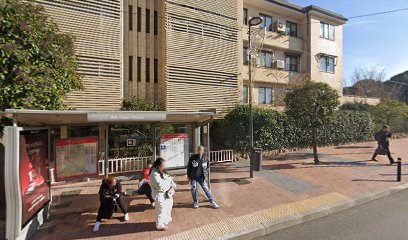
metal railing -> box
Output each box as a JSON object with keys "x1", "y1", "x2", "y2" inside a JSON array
[
  {"x1": 190, "y1": 150, "x2": 235, "y2": 163},
  {"x1": 209, "y1": 150, "x2": 235, "y2": 162},
  {"x1": 99, "y1": 150, "x2": 234, "y2": 175},
  {"x1": 98, "y1": 156, "x2": 154, "y2": 175}
]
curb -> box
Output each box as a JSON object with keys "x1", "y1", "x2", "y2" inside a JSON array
[{"x1": 223, "y1": 183, "x2": 408, "y2": 240}]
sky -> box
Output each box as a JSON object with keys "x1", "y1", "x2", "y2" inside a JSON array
[{"x1": 290, "y1": 0, "x2": 408, "y2": 85}]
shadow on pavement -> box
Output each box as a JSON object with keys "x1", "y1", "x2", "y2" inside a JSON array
[
  {"x1": 335, "y1": 145, "x2": 373, "y2": 149},
  {"x1": 352, "y1": 179, "x2": 398, "y2": 182},
  {"x1": 75, "y1": 222, "x2": 156, "y2": 240}
]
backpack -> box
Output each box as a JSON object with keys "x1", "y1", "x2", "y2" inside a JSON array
[{"x1": 374, "y1": 131, "x2": 381, "y2": 141}]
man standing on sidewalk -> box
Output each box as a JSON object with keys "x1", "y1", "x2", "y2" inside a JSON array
[
  {"x1": 372, "y1": 125, "x2": 395, "y2": 164},
  {"x1": 187, "y1": 146, "x2": 219, "y2": 209}
]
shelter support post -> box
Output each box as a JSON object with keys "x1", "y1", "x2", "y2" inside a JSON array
[
  {"x1": 153, "y1": 123, "x2": 157, "y2": 161},
  {"x1": 104, "y1": 125, "x2": 109, "y2": 177},
  {"x1": 206, "y1": 123, "x2": 211, "y2": 191}
]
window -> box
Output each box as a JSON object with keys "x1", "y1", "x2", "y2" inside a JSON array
[
  {"x1": 285, "y1": 54, "x2": 299, "y2": 72},
  {"x1": 137, "y1": 7, "x2": 141, "y2": 32},
  {"x1": 146, "y1": 58, "x2": 150, "y2": 82},
  {"x1": 320, "y1": 22, "x2": 335, "y2": 40},
  {"x1": 154, "y1": 59, "x2": 158, "y2": 83},
  {"x1": 257, "y1": 51, "x2": 273, "y2": 68},
  {"x1": 259, "y1": 14, "x2": 273, "y2": 32},
  {"x1": 128, "y1": 56, "x2": 133, "y2": 81},
  {"x1": 154, "y1": 11, "x2": 158, "y2": 35},
  {"x1": 243, "y1": 47, "x2": 248, "y2": 65},
  {"x1": 242, "y1": 85, "x2": 249, "y2": 103},
  {"x1": 137, "y1": 57, "x2": 141, "y2": 81},
  {"x1": 320, "y1": 56, "x2": 335, "y2": 73},
  {"x1": 128, "y1": 6, "x2": 133, "y2": 31},
  {"x1": 286, "y1": 21, "x2": 297, "y2": 37},
  {"x1": 259, "y1": 87, "x2": 273, "y2": 104},
  {"x1": 146, "y1": 9, "x2": 150, "y2": 33},
  {"x1": 243, "y1": 8, "x2": 248, "y2": 25}
]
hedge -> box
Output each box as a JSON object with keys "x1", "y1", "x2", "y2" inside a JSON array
[{"x1": 211, "y1": 105, "x2": 374, "y2": 152}]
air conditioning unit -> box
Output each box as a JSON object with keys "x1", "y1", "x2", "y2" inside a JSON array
[
  {"x1": 276, "y1": 19, "x2": 286, "y2": 33},
  {"x1": 274, "y1": 60, "x2": 285, "y2": 69}
]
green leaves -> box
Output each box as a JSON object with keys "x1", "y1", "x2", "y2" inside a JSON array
[
  {"x1": 285, "y1": 81, "x2": 340, "y2": 128},
  {"x1": 0, "y1": 0, "x2": 82, "y2": 111},
  {"x1": 211, "y1": 105, "x2": 374, "y2": 153}
]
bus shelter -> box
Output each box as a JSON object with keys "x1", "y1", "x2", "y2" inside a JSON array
[{"x1": 1, "y1": 109, "x2": 214, "y2": 240}]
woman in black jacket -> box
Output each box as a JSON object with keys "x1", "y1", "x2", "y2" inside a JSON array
[{"x1": 93, "y1": 177, "x2": 129, "y2": 232}]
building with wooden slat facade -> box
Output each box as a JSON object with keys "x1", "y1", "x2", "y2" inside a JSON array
[{"x1": 36, "y1": 0, "x2": 347, "y2": 115}]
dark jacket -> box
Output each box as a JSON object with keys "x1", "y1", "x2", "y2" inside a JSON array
[
  {"x1": 97, "y1": 181, "x2": 123, "y2": 219},
  {"x1": 98, "y1": 181, "x2": 122, "y2": 202},
  {"x1": 187, "y1": 154, "x2": 209, "y2": 179},
  {"x1": 375, "y1": 130, "x2": 392, "y2": 148}
]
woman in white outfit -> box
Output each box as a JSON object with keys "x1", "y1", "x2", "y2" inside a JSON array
[{"x1": 149, "y1": 158, "x2": 176, "y2": 230}]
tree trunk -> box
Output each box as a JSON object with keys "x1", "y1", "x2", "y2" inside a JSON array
[{"x1": 311, "y1": 125, "x2": 319, "y2": 164}]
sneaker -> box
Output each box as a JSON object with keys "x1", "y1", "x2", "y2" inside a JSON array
[
  {"x1": 210, "y1": 201, "x2": 219, "y2": 209},
  {"x1": 156, "y1": 226, "x2": 169, "y2": 231},
  {"x1": 124, "y1": 213, "x2": 129, "y2": 221},
  {"x1": 193, "y1": 202, "x2": 199, "y2": 209},
  {"x1": 93, "y1": 221, "x2": 101, "y2": 232}
]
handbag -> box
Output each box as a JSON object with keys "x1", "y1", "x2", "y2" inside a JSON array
[{"x1": 375, "y1": 146, "x2": 387, "y2": 155}]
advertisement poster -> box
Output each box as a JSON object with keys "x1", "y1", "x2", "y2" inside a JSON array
[
  {"x1": 55, "y1": 137, "x2": 98, "y2": 181},
  {"x1": 19, "y1": 129, "x2": 50, "y2": 227},
  {"x1": 160, "y1": 134, "x2": 189, "y2": 168}
]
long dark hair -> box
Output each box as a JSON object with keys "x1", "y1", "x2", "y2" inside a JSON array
[{"x1": 150, "y1": 158, "x2": 167, "y2": 179}]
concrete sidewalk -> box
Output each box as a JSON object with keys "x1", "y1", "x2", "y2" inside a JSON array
[{"x1": 32, "y1": 138, "x2": 408, "y2": 240}]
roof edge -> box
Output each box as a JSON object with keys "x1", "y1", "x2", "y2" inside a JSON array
[
  {"x1": 264, "y1": 0, "x2": 348, "y2": 22},
  {"x1": 304, "y1": 5, "x2": 348, "y2": 22}
]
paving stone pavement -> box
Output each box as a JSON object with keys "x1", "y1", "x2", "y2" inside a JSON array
[{"x1": 32, "y1": 138, "x2": 408, "y2": 240}]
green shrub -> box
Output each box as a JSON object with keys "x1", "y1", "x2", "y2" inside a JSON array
[
  {"x1": 339, "y1": 103, "x2": 373, "y2": 112},
  {"x1": 211, "y1": 105, "x2": 374, "y2": 152}
]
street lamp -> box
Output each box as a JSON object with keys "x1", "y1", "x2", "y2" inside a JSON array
[{"x1": 248, "y1": 17, "x2": 262, "y2": 178}]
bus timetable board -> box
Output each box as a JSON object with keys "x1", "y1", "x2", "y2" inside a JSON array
[
  {"x1": 160, "y1": 134, "x2": 189, "y2": 168},
  {"x1": 54, "y1": 137, "x2": 98, "y2": 181}
]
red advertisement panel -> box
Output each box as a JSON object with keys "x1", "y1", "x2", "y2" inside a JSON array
[
  {"x1": 55, "y1": 137, "x2": 98, "y2": 181},
  {"x1": 19, "y1": 129, "x2": 50, "y2": 227}
]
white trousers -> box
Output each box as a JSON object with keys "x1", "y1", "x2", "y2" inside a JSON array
[{"x1": 154, "y1": 193, "x2": 173, "y2": 229}]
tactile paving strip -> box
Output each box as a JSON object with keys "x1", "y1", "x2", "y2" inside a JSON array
[{"x1": 157, "y1": 192, "x2": 349, "y2": 240}]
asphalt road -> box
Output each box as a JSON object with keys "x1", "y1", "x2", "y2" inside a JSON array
[{"x1": 257, "y1": 189, "x2": 408, "y2": 240}]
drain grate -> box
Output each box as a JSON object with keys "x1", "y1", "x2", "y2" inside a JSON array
[{"x1": 232, "y1": 178, "x2": 251, "y2": 185}]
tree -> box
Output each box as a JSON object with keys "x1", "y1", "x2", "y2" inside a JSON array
[
  {"x1": 345, "y1": 67, "x2": 404, "y2": 100},
  {"x1": 285, "y1": 81, "x2": 340, "y2": 164},
  {"x1": 0, "y1": 0, "x2": 82, "y2": 111},
  {"x1": 371, "y1": 100, "x2": 408, "y2": 126},
  {"x1": 339, "y1": 102, "x2": 373, "y2": 112},
  {"x1": 386, "y1": 70, "x2": 408, "y2": 104}
]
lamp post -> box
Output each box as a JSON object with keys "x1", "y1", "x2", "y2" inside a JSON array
[{"x1": 248, "y1": 17, "x2": 262, "y2": 178}]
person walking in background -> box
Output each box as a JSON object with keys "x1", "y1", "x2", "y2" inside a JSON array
[
  {"x1": 372, "y1": 125, "x2": 395, "y2": 164},
  {"x1": 135, "y1": 160, "x2": 155, "y2": 206},
  {"x1": 149, "y1": 158, "x2": 176, "y2": 231},
  {"x1": 93, "y1": 177, "x2": 129, "y2": 232},
  {"x1": 187, "y1": 146, "x2": 219, "y2": 209}
]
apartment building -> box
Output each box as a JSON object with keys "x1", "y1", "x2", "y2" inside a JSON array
[
  {"x1": 37, "y1": 0, "x2": 123, "y2": 110},
  {"x1": 241, "y1": 0, "x2": 347, "y2": 106},
  {"x1": 123, "y1": 0, "x2": 240, "y2": 114},
  {"x1": 36, "y1": 0, "x2": 346, "y2": 113}
]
